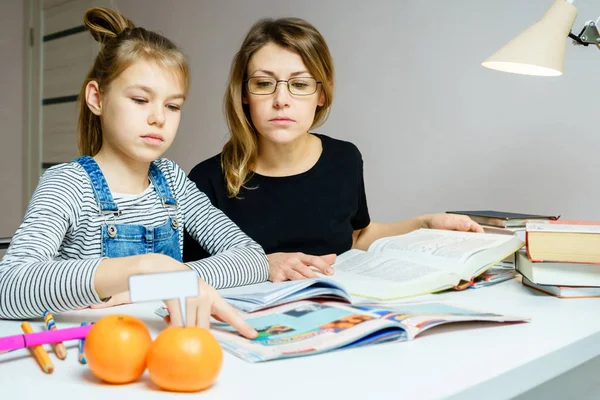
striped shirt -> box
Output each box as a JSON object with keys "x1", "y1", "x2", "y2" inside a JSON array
[{"x1": 0, "y1": 158, "x2": 268, "y2": 319}]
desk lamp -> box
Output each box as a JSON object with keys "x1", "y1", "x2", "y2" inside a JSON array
[{"x1": 482, "y1": 0, "x2": 599, "y2": 76}]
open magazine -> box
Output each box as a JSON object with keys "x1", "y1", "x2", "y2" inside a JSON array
[
  {"x1": 155, "y1": 301, "x2": 528, "y2": 362},
  {"x1": 219, "y1": 278, "x2": 352, "y2": 312}
]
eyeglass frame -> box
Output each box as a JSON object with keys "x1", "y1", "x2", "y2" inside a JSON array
[{"x1": 245, "y1": 76, "x2": 322, "y2": 96}]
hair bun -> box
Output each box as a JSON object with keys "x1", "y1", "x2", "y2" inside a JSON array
[{"x1": 84, "y1": 7, "x2": 135, "y2": 44}]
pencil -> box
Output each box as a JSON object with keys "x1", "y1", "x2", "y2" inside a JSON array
[
  {"x1": 43, "y1": 310, "x2": 67, "y2": 360},
  {"x1": 20, "y1": 322, "x2": 54, "y2": 374},
  {"x1": 78, "y1": 322, "x2": 88, "y2": 365}
]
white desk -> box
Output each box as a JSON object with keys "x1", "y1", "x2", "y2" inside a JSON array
[{"x1": 1, "y1": 278, "x2": 599, "y2": 400}]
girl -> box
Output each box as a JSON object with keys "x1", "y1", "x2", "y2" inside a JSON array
[
  {"x1": 183, "y1": 17, "x2": 482, "y2": 282},
  {"x1": 0, "y1": 8, "x2": 267, "y2": 337}
]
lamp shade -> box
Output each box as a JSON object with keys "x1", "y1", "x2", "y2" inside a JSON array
[{"x1": 482, "y1": 0, "x2": 578, "y2": 76}]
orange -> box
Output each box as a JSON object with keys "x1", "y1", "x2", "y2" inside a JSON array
[
  {"x1": 147, "y1": 327, "x2": 223, "y2": 392},
  {"x1": 84, "y1": 314, "x2": 152, "y2": 384}
]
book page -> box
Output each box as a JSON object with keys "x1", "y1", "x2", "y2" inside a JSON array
[
  {"x1": 368, "y1": 229, "x2": 512, "y2": 266},
  {"x1": 326, "y1": 250, "x2": 457, "y2": 299},
  {"x1": 350, "y1": 302, "x2": 528, "y2": 339},
  {"x1": 333, "y1": 250, "x2": 443, "y2": 282}
]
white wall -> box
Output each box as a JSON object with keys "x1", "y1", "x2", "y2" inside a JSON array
[
  {"x1": 0, "y1": 0, "x2": 25, "y2": 237},
  {"x1": 3, "y1": 0, "x2": 599, "y2": 238},
  {"x1": 114, "y1": 0, "x2": 600, "y2": 223}
]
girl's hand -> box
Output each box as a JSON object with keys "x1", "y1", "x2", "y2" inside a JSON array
[
  {"x1": 268, "y1": 252, "x2": 336, "y2": 282},
  {"x1": 90, "y1": 291, "x2": 131, "y2": 309},
  {"x1": 163, "y1": 278, "x2": 257, "y2": 339},
  {"x1": 425, "y1": 213, "x2": 484, "y2": 233}
]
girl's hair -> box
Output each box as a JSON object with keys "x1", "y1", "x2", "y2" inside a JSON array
[
  {"x1": 77, "y1": 7, "x2": 190, "y2": 156},
  {"x1": 222, "y1": 17, "x2": 335, "y2": 198}
]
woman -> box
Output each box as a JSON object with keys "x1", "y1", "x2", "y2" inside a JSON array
[{"x1": 183, "y1": 17, "x2": 481, "y2": 282}]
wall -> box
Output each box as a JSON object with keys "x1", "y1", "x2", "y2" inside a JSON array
[
  {"x1": 0, "y1": 0, "x2": 25, "y2": 237},
  {"x1": 3, "y1": 0, "x2": 599, "y2": 238},
  {"x1": 115, "y1": 0, "x2": 600, "y2": 222}
]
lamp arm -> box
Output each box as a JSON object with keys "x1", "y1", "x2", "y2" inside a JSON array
[{"x1": 569, "y1": 19, "x2": 600, "y2": 47}]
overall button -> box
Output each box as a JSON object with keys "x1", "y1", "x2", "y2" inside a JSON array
[
  {"x1": 171, "y1": 218, "x2": 179, "y2": 229},
  {"x1": 107, "y1": 225, "x2": 117, "y2": 238}
]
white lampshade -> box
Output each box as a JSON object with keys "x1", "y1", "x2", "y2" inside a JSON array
[{"x1": 482, "y1": 0, "x2": 578, "y2": 76}]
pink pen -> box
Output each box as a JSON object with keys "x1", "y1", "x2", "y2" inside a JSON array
[{"x1": 0, "y1": 324, "x2": 93, "y2": 352}]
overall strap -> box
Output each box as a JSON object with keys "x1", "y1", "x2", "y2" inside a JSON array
[{"x1": 73, "y1": 156, "x2": 119, "y2": 216}]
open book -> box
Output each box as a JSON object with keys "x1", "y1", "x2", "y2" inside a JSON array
[
  {"x1": 318, "y1": 229, "x2": 522, "y2": 300},
  {"x1": 218, "y1": 229, "x2": 523, "y2": 311},
  {"x1": 154, "y1": 301, "x2": 527, "y2": 362}
]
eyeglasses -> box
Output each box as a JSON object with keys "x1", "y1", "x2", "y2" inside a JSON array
[{"x1": 246, "y1": 76, "x2": 321, "y2": 96}]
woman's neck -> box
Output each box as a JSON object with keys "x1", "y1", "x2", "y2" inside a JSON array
[
  {"x1": 254, "y1": 133, "x2": 322, "y2": 177},
  {"x1": 93, "y1": 147, "x2": 151, "y2": 195}
]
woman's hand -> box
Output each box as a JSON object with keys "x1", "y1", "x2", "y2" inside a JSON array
[
  {"x1": 268, "y1": 252, "x2": 337, "y2": 282},
  {"x1": 163, "y1": 278, "x2": 257, "y2": 339},
  {"x1": 425, "y1": 213, "x2": 484, "y2": 233}
]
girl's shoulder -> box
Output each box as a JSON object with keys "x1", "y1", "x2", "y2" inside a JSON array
[
  {"x1": 39, "y1": 161, "x2": 91, "y2": 187},
  {"x1": 152, "y1": 158, "x2": 184, "y2": 176},
  {"x1": 152, "y1": 158, "x2": 189, "y2": 190}
]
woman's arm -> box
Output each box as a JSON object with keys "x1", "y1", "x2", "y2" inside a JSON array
[{"x1": 353, "y1": 214, "x2": 484, "y2": 250}]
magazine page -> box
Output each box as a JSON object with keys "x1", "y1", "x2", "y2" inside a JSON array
[
  {"x1": 209, "y1": 301, "x2": 405, "y2": 362},
  {"x1": 353, "y1": 302, "x2": 529, "y2": 339},
  {"x1": 368, "y1": 229, "x2": 513, "y2": 266},
  {"x1": 218, "y1": 278, "x2": 351, "y2": 312}
]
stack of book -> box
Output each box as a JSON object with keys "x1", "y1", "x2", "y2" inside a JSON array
[{"x1": 516, "y1": 220, "x2": 600, "y2": 298}]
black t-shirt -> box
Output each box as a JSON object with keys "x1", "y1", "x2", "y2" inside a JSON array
[{"x1": 183, "y1": 134, "x2": 370, "y2": 261}]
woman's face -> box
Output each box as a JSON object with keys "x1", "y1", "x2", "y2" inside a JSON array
[{"x1": 244, "y1": 42, "x2": 325, "y2": 145}]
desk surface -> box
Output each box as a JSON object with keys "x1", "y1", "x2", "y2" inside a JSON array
[{"x1": 1, "y1": 278, "x2": 599, "y2": 400}]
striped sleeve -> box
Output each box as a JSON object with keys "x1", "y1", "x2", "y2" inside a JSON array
[
  {"x1": 0, "y1": 168, "x2": 102, "y2": 319},
  {"x1": 166, "y1": 161, "x2": 269, "y2": 289}
]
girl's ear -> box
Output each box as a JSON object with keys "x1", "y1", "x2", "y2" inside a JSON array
[
  {"x1": 85, "y1": 81, "x2": 103, "y2": 116},
  {"x1": 242, "y1": 94, "x2": 249, "y2": 104}
]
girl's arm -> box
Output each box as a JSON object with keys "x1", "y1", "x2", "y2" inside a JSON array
[
  {"x1": 170, "y1": 161, "x2": 269, "y2": 289},
  {"x1": 0, "y1": 170, "x2": 107, "y2": 319},
  {"x1": 0, "y1": 170, "x2": 187, "y2": 319}
]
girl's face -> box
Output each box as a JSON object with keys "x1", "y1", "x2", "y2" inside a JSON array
[
  {"x1": 87, "y1": 60, "x2": 185, "y2": 163},
  {"x1": 244, "y1": 43, "x2": 325, "y2": 146}
]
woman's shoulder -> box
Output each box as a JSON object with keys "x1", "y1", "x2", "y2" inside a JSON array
[
  {"x1": 153, "y1": 156, "x2": 222, "y2": 186},
  {"x1": 188, "y1": 154, "x2": 223, "y2": 182},
  {"x1": 314, "y1": 133, "x2": 362, "y2": 160}
]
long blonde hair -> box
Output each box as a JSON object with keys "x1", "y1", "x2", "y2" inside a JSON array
[
  {"x1": 222, "y1": 18, "x2": 335, "y2": 198},
  {"x1": 77, "y1": 7, "x2": 190, "y2": 156}
]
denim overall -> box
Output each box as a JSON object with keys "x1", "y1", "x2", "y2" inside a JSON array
[{"x1": 75, "y1": 156, "x2": 182, "y2": 262}]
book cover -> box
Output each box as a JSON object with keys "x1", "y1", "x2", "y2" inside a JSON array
[
  {"x1": 522, "y1": 276, "x2": 600, "y2": 299},
  {"x1": 447, "y1": 210, "x2": 559, "y2": 228}
]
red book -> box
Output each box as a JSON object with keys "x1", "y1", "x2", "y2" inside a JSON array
[{"x1": 526, "y1": 220, "x2": 600, "y2": 263}]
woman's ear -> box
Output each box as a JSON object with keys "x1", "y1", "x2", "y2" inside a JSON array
[
  {"x1": 85, "y1": 81, "x2": 103, "y2": 116},
  {"x1": 318, "y1": 90, "x2": 325, "y2": 107},
  {"x1": 242, "y1": 95, "x2": 249, "y2": 105}
]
